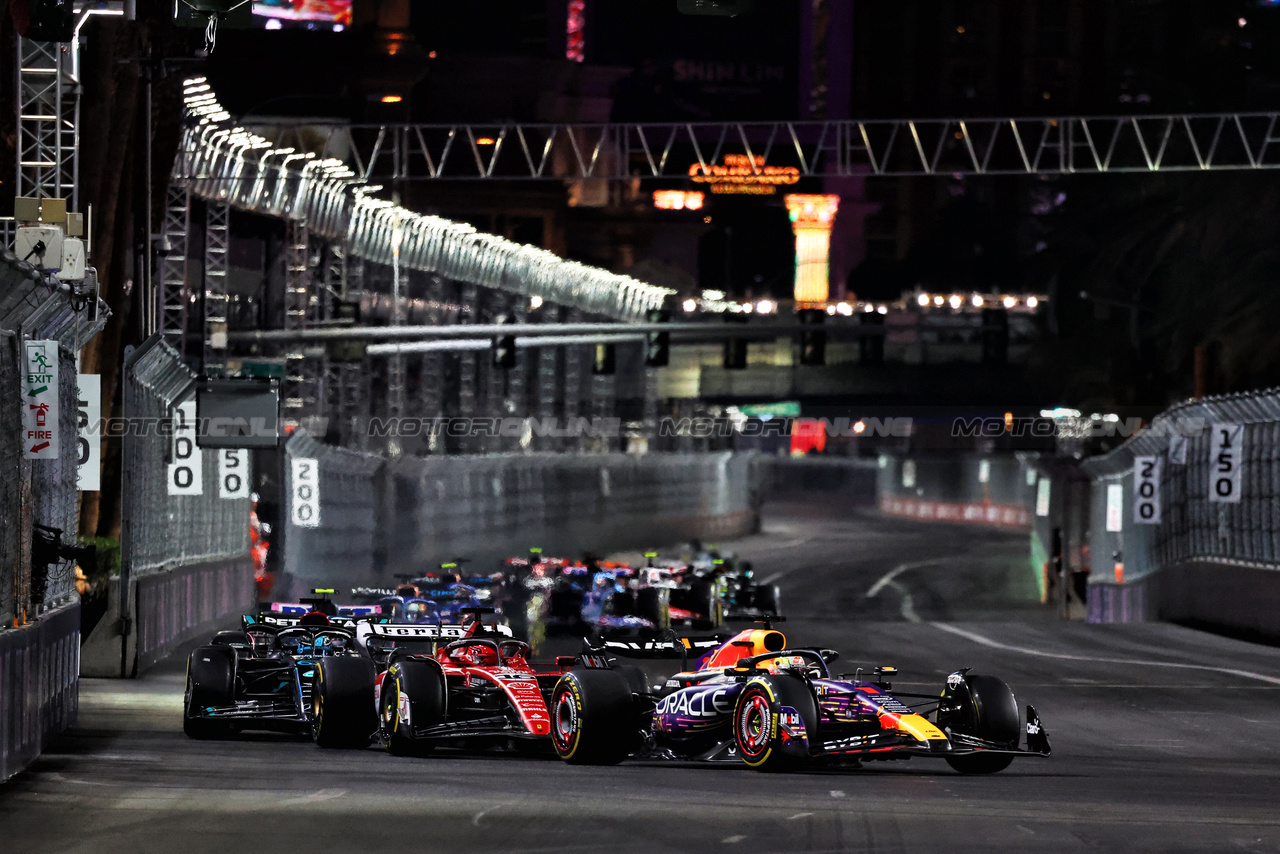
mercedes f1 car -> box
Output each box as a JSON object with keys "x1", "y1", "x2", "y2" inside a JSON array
[
  {"x1": 183, "y1": 593, "x2": 376, "y2": 747},
  {"x1": 548, "y1": 624, "x2": 1050, "y2": 773},
  {"x1": 356, "y1": 610, "x2": 563, "y2": 755}
]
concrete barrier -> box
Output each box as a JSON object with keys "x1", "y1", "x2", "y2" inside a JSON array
[
  {"x1": 0, "y1": 602, "x2": 79, "y2": 782},
  {"x1": 1087, "y1": 576, "x2": 1157, "y2": 624},
  {"x1": 81, "y1": 555, "x2": 254, "y2": 678},
  {"x1": 1157, "y1": 560, "x2": 1280, "y2": 642}
]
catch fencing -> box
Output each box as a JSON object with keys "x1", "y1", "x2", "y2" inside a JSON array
[
  {"x1": 280, "y1": 432, "x2": 761, "y2": 594},
  {"x1": 1, "y1": 251, "x2": 106, "y2": 625},
  {"x1": 0, "y1": 249, "x2": 108, "y2": 780},
  {"x1": 1079, "y1": 388, "x2": 1280, "y2": 634},
  {"x1": 80, "y1": 335, "x2": 252, "y2": 676},
  {"x1": 120, "y1": 336, "x2": 249, "y2": 577}
]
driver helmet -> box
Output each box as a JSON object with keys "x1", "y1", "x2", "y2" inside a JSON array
[{"x1": 404, "y1": 599, "x2": 433, "y2": 623}]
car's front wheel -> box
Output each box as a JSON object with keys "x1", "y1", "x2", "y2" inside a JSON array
[
  {"x1": 183, "y1": 646, "x2": 234, "y2": 739},
  {"x1": 381, "y1": 659, "x2": 444, "y2": 756},
  {"x1": 734, "y1": 675, "x2": 816, "y2": 772},
  {"x1": 939, "y1": 673, "x2": 1020, "y2": 774},
  {"x1": 550, "y1": 669, "x2": 636, "y2": 765},
  {"x1": 313, "y1": 656, "x2": 376, "y2": 749}
]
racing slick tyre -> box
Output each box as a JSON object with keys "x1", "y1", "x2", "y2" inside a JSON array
[
  {"x1": 752, "y1": 584, "x2": 781, "y2": 617},
  {"x1": 313, "y1": 656, "x2": 377, "y2": 749},
  {"x1": 635, "y1": 587, "x2": 670, "y2": 632},
  {"x1": 381, "y1": 659, "x2": 445, "y2": 756},
  {"x1": 184, "y1": 646, "x2": 235, "y2": 739},
  {"x1": 939, "y1": 674, "x2": 1020, "y2": 775},
  {"x1": 550, "y1": 669, "x2": 637, "y2": 765},
  {"x1": 734, "y1": 675, "x2": 818, "y2": 772}
]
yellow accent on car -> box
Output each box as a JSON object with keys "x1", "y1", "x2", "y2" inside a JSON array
[{"x1": 891, "y1": 712, "x2": 948, "y2": 743}]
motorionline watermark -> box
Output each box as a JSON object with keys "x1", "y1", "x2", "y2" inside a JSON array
[
  {"x1": 71, "y1": 417, "x2": 279, "y2": 439},
  {"x1": 950, "y1": 415, "x2": 1210, "y2": 439},
  {"x1": 365, "y1": 416, "x2": 914, "y2": 439}
]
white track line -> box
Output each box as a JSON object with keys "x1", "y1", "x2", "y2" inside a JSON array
[
  {"x1": 884, "y1": 580, "x2": 920, "y2": 623},
  {"x1": 931, "y1": 623, "x2": 1280, "y2": 686},
  {"x1": 865, "y1": 558, "x2": 946, "y2": 599}
]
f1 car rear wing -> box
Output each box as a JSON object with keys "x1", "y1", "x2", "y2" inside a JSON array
[
  {"x1": 269, "y1": 601, "x2": 381, "y2": 618},
  {"x1": 366, "y1": 622, "x2": 514, "y2": 640},
  {"x1": 245, "y1": 613, "x2": 363, "y2": 632},
  {"x1": 585, "y1": 631, "x2": 728, "y2": 670}
]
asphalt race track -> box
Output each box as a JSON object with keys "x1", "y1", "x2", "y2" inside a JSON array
[{"x1": 5, "y1": 503, "x2": 1280, "y2": 853}]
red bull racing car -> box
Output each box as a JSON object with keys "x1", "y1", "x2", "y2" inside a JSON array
[{"x1": 549, "y1": 622, "x2": 1050, "y2": 773}]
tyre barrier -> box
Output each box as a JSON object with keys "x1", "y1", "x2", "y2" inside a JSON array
[
  {"x1": 879, "y1": 496, "x2": 1033, "y2": 530},
  {"x1": 0, "y1": 602, "x2": 79, "y2": 782}
]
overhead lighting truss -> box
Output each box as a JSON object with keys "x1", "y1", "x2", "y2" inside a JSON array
[
  {"x1": 172, "y1": 113, "x2": 1280, "y2": 181},
  {"x1": 175, "y1": 79, "x2": 675, "y2": 322}
]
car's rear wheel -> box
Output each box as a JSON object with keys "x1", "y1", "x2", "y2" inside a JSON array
[
  {"x1": 184, "y1": 646, "x2": 235, "y2": 739},
  {"x1": 734, "y1": 675, "x2": 817, "y2": 772},
  {"x1": 381, "y1": 660, "x2": 445, "y2": 756},
  {"x1": 313, "y1": 656, "x2": 377, "y2": 749},
  {"x1": 550, "y1": 670, "x2": 636, "y2": 765},
  {"x1": 940, "y1": 674, "x2": 1020, "y2": 774}
]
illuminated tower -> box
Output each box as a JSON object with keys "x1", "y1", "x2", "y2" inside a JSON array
[{"x1": 784, "y1": 194, "x2": 841, "y2": 305}]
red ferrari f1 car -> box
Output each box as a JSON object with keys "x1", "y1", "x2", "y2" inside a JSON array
[{"x1": 352, "y1": 611, "x2": 564, "y2": 755}]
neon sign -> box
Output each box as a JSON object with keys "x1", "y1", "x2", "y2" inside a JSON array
[
  {"x1": 688, "y1": 154, "x2": 800, "y2": 195},
  {"x1": 653, "y1": 191, "x2": 705, "y2": 210}
]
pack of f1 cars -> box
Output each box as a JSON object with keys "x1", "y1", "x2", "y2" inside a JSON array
[
  {"x1": 502, "y1": 546, "x2": 782, "y2": 640},
  {"x1": 350, "y1": 561, "x2": 508, "y2": 625},
  {"x1": 547, "y1": 623, "x2": 1050, "y2": 773},
  {"x1": 503, "y1": 550, "x2": 669, "y2": 638}
]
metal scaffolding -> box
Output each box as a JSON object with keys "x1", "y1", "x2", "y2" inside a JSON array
[
  {"x1": 212, "y1": 113, "x2": 1280, "y2": 180},
  {"x1": 282, "y1": 219, "x2": 317, "y2": 417},
  {"x1": 158, "y1": 182, "x2": 191, "y2": 346},
  {"x1": 16, "y1": 38, "x2": 78, "y2": 203},
  {"x1": 202, "y1": 200, "x2": 230, "y2": 376}
]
